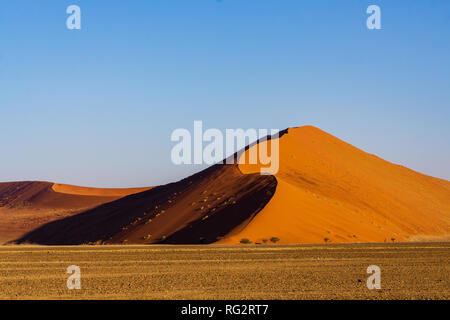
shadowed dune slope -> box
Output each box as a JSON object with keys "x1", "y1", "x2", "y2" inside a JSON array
[
  {"x1": 221, "y1": 126, "x2": 450, "y2": 244},
  {"x1": 15, "y1": 164, "x2": 276, "y2": 245}
]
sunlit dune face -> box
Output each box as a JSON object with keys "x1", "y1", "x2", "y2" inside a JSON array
[{"x1": 228, "y1": 125, "x2": 450, "y2": 245}]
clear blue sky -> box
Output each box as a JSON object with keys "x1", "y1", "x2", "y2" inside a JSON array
[{"x1": 1, "y1": 0, "x2": 449, "y2": 187}]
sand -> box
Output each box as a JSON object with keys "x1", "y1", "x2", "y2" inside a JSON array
[
  {"x1": 0, "y1": 243, "x2": 448, "y2": 300},
  {"x1": 225, "y1": 126, "x2": 450, "y2": 244},
  {"x1": 3, "y1": 125, "x2": 450, "y2": 245},
  {"x1": 52, "y1": 184, "x2": 151, "y2": 197},
  {"x1": 0, "y1": 182, "x2": 151, "y2": 244},
  {"x1": 14, "y1": 164, "x2": 276, "y2": 245}
]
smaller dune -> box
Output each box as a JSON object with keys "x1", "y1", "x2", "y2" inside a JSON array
[
  {"x1": 52, "y1": 184, "x2": 151, "y2": 197},
  {"x1": 0, "y1": 181, "x2": 152, "y2": 244}
]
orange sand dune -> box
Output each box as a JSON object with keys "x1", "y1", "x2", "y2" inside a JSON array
[{"x1": 221, "y1": 126, "x2": 450, "y2": 244}]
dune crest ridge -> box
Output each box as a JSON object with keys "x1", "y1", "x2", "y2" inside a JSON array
[{"x1": 52, "y1": 184, "x2": 151, "y2": 197}]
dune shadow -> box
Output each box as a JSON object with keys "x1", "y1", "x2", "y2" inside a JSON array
[{"x1": 15, "y1": 164, "x2": 277, "y2": 245}]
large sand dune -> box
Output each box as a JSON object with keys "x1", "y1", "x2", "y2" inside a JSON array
[
  {"x1": 5, "y1": 125, "x2": 450, "y2": 245},
  {"x1": 224, "y1": 126, "x2": 450, "y2": 244}
]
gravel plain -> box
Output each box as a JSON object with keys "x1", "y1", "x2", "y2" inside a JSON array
[{"x1": 0, "y1": 243, "x2": 448, "y2": 299}]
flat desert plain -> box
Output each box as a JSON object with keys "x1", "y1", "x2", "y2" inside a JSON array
[{"x1": 0, "y1": 243, "x2": 448, "y2": 300}]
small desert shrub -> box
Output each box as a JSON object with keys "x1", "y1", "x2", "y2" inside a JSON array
[
  {"x1": 143, "y1": 234, "x2": 151, "y2": 240},
  {"x1": 262, "y1": 239, "x2": 268, "y2": 243},
  {"x1": 391, "y1": 238, "x2": 395, "y2": 243},
  {"x1": 240, "y1": 238, "x2": 251, "y2": 244},
  {"x1": 324, "y1": 237, "x2": 329, "y2": 243},
  {"x1": 270, "y1": 237, "x2": 280, "y2": 243}
]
